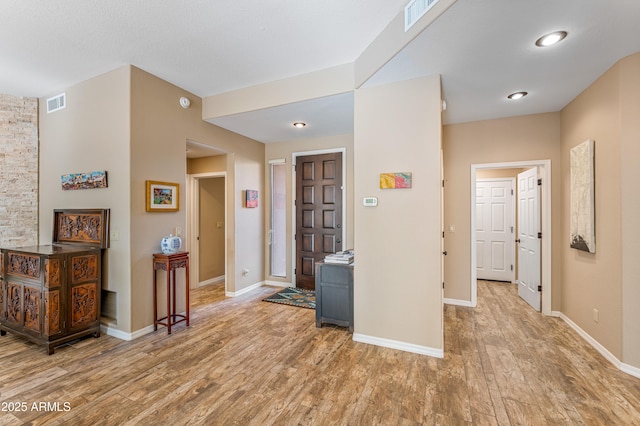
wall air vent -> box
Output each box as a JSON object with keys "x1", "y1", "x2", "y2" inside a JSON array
[
  {"x1": 46, "y1": 93, "x2": 66, "y2": 114},
  {"x1": 405, "y1": 0, "x2": 440, "y2": 32}
]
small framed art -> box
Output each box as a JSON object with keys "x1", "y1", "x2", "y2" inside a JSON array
[
  {"x1": 380, "y1": 172, "x2": 412, "y2": 189},
  {"x1": 246, "y1": 190, "x2": 258, "y2": 208},
  {"x1": 146, "y1": 180, "x2": 180, "y2": 212},
  {"x1": 61, "y1": 170, "x2": 108, "y2": 190}
]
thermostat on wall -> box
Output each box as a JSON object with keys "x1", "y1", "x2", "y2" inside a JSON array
[{"x1": 363, "y1": 197, "x2": 378, "y2": 207}]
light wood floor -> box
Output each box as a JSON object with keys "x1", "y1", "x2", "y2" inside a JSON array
[{"x1": 1, "y1": 280, "x2": 639, "y2": 425}]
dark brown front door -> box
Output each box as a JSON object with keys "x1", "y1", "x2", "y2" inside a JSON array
[{"x1": 296, "y1": 152, "x2": 343, "y2": 290}]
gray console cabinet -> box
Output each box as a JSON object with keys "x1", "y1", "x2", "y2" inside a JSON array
[{"x1": 315, "y1": 261, "x2": 354, "y2": 332}]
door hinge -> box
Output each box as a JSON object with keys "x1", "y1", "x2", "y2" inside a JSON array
[
  {"x1": 538, "y1": 232, "x2": 542, "y2": 239},
  {"x1": 442, "y1": 231, "x2": 445, "y2": 238},
  {"x1": 442, "y1": 282, "x2": 445, "y2": 289},
  {"x1": 538, "y1": 285, "x2": 542, "y2": 292},
  {"x1": 442, "y1": 180, "x2": 445, "y2": 188},
  {"x1": 511, "y1": 189, "x2": 514, "y2": 195},
  {"x1": 510, "y1": 264, "x2": 514, "y2": 271},
  {"x1": 537, "y1": 178, "x2": 542, "y2": 186}
]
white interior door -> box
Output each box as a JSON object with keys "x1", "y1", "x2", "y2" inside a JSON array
[
  {"x1": 476, "y1": 179, "x2": 515, "y2": 282},
  {"x1": 517, "y1": 167, "x2": 541, "y2": 311}
]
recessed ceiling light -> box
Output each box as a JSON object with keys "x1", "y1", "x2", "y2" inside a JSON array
[
  {"x1": 292, "y1": 122, "x2": 306, "y2": 128},
  {"x1": 508, "y1": 91, "x2": 528, "y2": 100},
  {"x1": 535, "y1": 31, "x2": 567, "y2": 47}
]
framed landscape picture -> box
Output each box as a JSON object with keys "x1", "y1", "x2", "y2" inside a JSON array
[
  {"x1": 61, "y1": 170, "x2": 108, "y2": 190},
  {"x1": 146, "y1": 180, "x2": 180, "y2": 212}
]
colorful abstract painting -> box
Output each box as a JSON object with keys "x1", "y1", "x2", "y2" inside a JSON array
[
  {"x1": 246, "y1": 189, "x2": 258, "y2": 208},
  {"x1": 380, "y1": 172, "x2": 412, "y2": 189}
]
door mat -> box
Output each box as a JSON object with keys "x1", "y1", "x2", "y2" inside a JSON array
[{"x1": 263, "y1": 287, "x2": 315, "y2": 309}]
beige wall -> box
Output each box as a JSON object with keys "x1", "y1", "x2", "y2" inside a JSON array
[
  {"x1": 443, "y1": 113, "x2": 562, "y2": 307},
  {"x1": 355, "y1": 0, "x2": 457, "y2": 87},
  {"x1": 40, "y1": 66, "x2": 265, "y2": 335},
  {"x1": 203, "y1": 64, "x2": 354, "y2": 121},
  {"x1": 198, "y1": 177, "x2": 225, "y2": 281},
  {"x1": 619, "y1": 53, "x2": 640, "y2": 368},
  {"x1": 130, "y1": 66, "x2": 264, "y2": 331},
  {"x1": 0, "y1": 94, "x2": 38, "y2": 247},
  {"x1": 187, "y1": 155, "x2": 227, "y2": 174},
  {"x1": 39, "y1": 66, "x2": 132, "y2": 330},
  {"x1": 263, "y1": 134, "x2": 354, "y2": 284},
  {"x1": 560, "y1": 53, "x2": 638, "y2": 361},
  {"x1": 476, "y1": 168, "x2": 525, "y2": 179},
  {"x1": 354, "y1": 75, "x2": 443, "y2": 351}
]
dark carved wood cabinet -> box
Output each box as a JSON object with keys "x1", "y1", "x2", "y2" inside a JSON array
[{"x1": 0, "y1": 209, "x2": 109, "y2": 354}]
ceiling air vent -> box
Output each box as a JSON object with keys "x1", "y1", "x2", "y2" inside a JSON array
[
  {"x1": 46, "y1": 93, "x2": 66, "y2": 114},
  {"x1": 405, "y1": 0, "x2": 440, "y2": 32}
]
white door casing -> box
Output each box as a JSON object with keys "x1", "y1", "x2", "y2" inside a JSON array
[
  {"x1": 476, "y1": 179, "x2": 515, "y2": 282},
  {"x1": 187, "y1": 172, "x2": 228, "y2": 292},
  {"x1": 517, "y1": 167, "x2": 541, "y2": 311},
  {"x1": 469, "y1": 160, "x2": 551, "y2": 315}
]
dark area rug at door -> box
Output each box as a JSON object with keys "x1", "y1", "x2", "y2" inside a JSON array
[{"x1": 263, "y1": 287, "x2": 315, "y2": 309}]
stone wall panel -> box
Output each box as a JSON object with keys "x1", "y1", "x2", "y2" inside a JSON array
[{"x1": 0, "y1": 94, "x2": 38, "y2": 247}]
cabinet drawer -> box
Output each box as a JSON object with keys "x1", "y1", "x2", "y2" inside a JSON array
[
  {"x1": 7, "y1": 252, "x2": 41, "y2": 283},
  {"x1": 318, "y1": 264, "x2": 352, "y2": 284}
]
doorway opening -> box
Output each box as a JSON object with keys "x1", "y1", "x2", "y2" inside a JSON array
[
  {"x1": 187, "y1": 171, "x2": 227, "y2": 293},
  {"x1": 470, "y1": 160, "x2": 552, "y2": 315}
]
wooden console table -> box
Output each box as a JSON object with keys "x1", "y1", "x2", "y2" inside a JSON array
[{"x1": 153, "y1": 252, "x2": 189, "y2": 334}]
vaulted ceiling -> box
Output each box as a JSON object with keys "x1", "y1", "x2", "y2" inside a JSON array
[{"x1": 2, "y1": 0, "x2": 640, "y2": 146}]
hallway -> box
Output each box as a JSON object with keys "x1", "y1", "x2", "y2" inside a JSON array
[{"x1": 444, "y1": 280, "x2": 640, "y2": 424}]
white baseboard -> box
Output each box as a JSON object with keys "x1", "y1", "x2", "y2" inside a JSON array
[
  {"x1": 101, "y1": 310, "x2": 188, "y2": 341},
  {"x1": 100, "y1": 324, "x2": 154, "y2": 341},
  {"x1": 226, "y1": 281, "x2": 264, "y2": 297},
  {"x1": 443, "y1": 298, "x2": 474, "y2": 307},
  {"x1": 198, "y1": 275, "x2": 225, "y2": 287},
  {"x1": 621, "y1": 362, "x2": 640, "y2": 378},
  {"x1": 556, "y1": 312, "x2": 620, "y2": 367},
  {"x1": 556, "y1": 311, "x2": 640, "y2": 379},
  {"x1": 263, "y1": 280, "x2": 292, "y2": 288},
  {"x1": 352, "y1": 333, "x2": 444, "y2": 358}
]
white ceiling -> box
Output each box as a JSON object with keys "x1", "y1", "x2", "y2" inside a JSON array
[
  {"x1": 0, "y1": 0, "x2": 407, "y2": 97},
  {"x1": 2, "y1": 0, "x2": 640, "y2": 146},
  {"x1": 367, "y1": 0, "x2": 640, "y2": 125}
]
